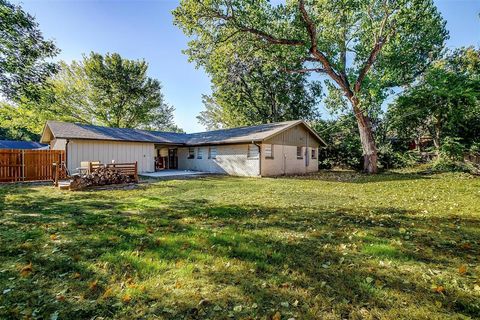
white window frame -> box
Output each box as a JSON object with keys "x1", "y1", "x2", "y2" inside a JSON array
[
  {"x1": 264, "y1": 144, "x2": 274, "y2": 159},
  {"x1": 297, "y1": 146, "x2": 303, "y2": 159},
  {"x1": 197, "y1": 147, "x2": 203, "y2": 159},
  {"x1": 188, "y1": 147, "x2": 195, "y2": 159},
  {"x1": 208, "y1": 146, "x2": 217, "y2": 159},
  {"x1": 248, "y1": 144, "x2": 259, "y2": 159}
]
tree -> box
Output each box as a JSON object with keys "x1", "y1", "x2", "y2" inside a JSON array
[
  {"x1": 173, "y1": 0, "x2": 448, "y2": 173},
  {"x1": 197, "y1": 54, "x2": 321, "y2": 130},
  {"x1": 29, "y1": 53, "x2": 182, "y2": 132},
  {"x1": 0, "y1": 0, "x2": 59, "y2": 100},
  {"x1": 0, "y1": 102, "x2": 43, "y2": 140},
  {"x1": 388, "y1": 47, "x2": 480, "y2": 154}
]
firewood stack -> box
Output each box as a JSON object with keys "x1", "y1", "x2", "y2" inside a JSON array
[{"x1": 70, "y1": 166, "x2": 135, "y2": 190}]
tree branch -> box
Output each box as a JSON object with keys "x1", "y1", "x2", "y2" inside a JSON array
[
  {"x1": 354, "y1": 7, "x2": 396, "y2": 92},
  {"x1": 203, "y1": 2, "x2": 305, "y2": 46},
  {"x1": 298, "y1": 0, "x2": 354, "y2": 99},
  {"x1": 285, "y1": 68, "x2": 327, "y2": 74}
]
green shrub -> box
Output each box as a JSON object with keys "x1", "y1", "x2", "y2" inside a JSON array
[
  {"x1": 439, "y1": 137, "x2": 465, "y2": 161},
  {"x1": 470, "y1": 142, "x2": 480, "y2": 155},
  {"x1": 431, "y1": 157, "x2": 478, "y2": 174},
  {"x1": 378, "y1": 143, "x2": 421, "y2": 169}
]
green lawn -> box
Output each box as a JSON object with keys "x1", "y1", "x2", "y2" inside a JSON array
[{"x1": 0, "y1": 170, "x2": 479, "y2": 319}]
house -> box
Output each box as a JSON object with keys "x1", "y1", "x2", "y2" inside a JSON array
[
  {"x1": 0, "y1": 140, "x2": 49, "y2": 150},
  {"x1": 40, "y1": 120, "x2": 326, "y2": 177}
]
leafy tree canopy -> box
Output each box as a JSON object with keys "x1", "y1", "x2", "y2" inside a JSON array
[
  {"x1": 25, "y1": 52, "x2": 182, "y2": 132},
  {"x1": 197, "y1": 52, "x2": 322, "y2": 130},
  {"x1": 173, "y1": 0, "x2": 448, "y2": 173},
  {"x1": 388, "y1": 47, "x2": 480, "y2": 151},
  {"x1": 0, "y1": 0, "x2": 59, "y2": 100}
]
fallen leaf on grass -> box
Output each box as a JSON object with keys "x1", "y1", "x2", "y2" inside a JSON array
[
  {"x1": 20, "y1": 262, "x2": 32, "y2": 277},
  {"x1": 434, "y1": 285, "x2": 445, "y2": 293},
  {"x1": 88, "y1": 280, "x2": 98, "y2": 290},
  {"x1": 272, "y1": 311, "x2": 281, "y2": 320},
  {"x1": 122, "y1": 294, "x2": 131, "y2": 303},
  {"x1": 102, "y1": 287, "x2": 113, "y2": 299},
  {"x1": 72, "y1": 272, "x2": 81, "y2": 279},
  {"x1": 50, "y1": 234, "x2": 58, "y2": 240},
  {"x1": 458, "y1": 265, "x2": 467, "y2": 275}
]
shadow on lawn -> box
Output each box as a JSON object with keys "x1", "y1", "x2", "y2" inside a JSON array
[
  {"x1": 282, "y1": 170, "x2": 436, "y2": 184},
  {"x1": 0, "y1": 187, "x2": 479, "y2": 319}
]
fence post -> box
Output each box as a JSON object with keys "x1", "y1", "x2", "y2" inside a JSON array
[{"x1": 21, "y1": 149, "x2": 25, "y2": 182}]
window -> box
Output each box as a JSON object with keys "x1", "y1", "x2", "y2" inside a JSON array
[
  {"x1": 208, "y1": 146, "x2": 217, "y2": 159},
  {"x1": 248, "y1": 144, "x2": 259, "y2": 159},
  {"x1": 311, "y1": 148, "x2": 317, "y2": 159},
  {"x1": 297, "y1": 146, "x2": 303, "y2": 159},
  {"x1": 264, "y1": 144, "x2": 273, "y2": 159},
  {"x1": 188, "y1": 147, "x2": 195, "y2": 159},
  {"x1": 197, "y1": 147, "x2": 203, "y2": 159}
]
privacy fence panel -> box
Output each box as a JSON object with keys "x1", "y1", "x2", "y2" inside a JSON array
[{"x1": 0, "y1": 149, "x2": 66, "y2": 183}]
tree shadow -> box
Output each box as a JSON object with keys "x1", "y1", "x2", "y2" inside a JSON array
[
  {"x1": 277, "y1": 170, "x2": 436, "y2": 183},
  {"x1": 0, "y1": 184, "x2": 478, "y2": 319}
]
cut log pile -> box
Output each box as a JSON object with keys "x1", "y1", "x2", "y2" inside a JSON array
[{"x1": 70, "y1": 166, "x2": 136, "y2": 190}]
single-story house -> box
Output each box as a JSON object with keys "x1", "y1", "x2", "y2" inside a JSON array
[
  {"x1": 0, "y1": 140, "x2": 49, "y2": 150},
  {"x1": 40, "y1": 120, "x2": 326, "y2": 177}
]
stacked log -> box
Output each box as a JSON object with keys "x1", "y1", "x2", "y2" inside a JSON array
[{"x1": 70, "y1": 166, "x2": 135, "y2": 190}]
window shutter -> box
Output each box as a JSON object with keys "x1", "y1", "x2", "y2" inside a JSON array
[{"x1": 264, "y1": 144, "x2": 273, "y2": 158}]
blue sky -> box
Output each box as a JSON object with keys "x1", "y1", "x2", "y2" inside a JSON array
[{"x1": 13, "y1": 0, "x2": 480, "y2": 133}]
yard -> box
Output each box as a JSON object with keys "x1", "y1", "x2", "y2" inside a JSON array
[{"x1": 0, "y1": 170, "x2": 479, "y2": 319}]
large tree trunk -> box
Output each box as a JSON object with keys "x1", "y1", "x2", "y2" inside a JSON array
[{"x1": 352, "y1": 104, "x2": 378, "y2": 174}]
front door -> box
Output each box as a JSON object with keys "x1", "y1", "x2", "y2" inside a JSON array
[{"x1": 168, "y1": 149, "x2": 178, "y2": 169}]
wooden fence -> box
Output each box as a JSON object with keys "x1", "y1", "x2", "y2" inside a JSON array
[{"x1": 0, "y1": 149, "x2": 66, "y2": 183}]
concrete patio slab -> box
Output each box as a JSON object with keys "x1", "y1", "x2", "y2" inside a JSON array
[{"x1": 139, "y1": 170, "x2": 208, "y2": 178}]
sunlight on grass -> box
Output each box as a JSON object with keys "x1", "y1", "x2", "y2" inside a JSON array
[{"x1": 0, "y1": 170, "x2": 479, "y2": 319}]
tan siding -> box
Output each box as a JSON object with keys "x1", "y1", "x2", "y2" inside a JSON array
[
  {"x1": 50, "y1": 138, "x2": 67, "y2": 150},
  {"x1": 177, "y1": 144, "x2": 260, "y2": 177},
  {"x1": 66, "y1": 139, "x2": 155, "y2": 173},
  {"x1": 265, "y1": 124, "x2": 320, "y2": 148}
]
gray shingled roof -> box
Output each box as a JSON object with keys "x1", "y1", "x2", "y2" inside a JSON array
[
  {"x1": 42, "y1": 120, "x2": 324, "y2": 146},
  {"x1": 43, "y1": 121, "x2": 188, "y2": 144},
  {"x1": 185, "y1": 121, "x2": 302, "y2": 145}
]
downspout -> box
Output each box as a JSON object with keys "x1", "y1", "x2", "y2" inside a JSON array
[
  {"x1": 65, "y1": 139, "x2": 70, "y2": 176},
  {"x1": 253, "y1": 141, "x2": 262, "y2": 177}
]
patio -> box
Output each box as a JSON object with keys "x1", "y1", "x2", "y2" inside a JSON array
[{"x1": 139, "y1": 169, "x2": 208, "y2": 178}]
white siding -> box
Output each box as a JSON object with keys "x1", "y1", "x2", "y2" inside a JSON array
[
  {"x1": 177, "y1": 144, "x2": 260, "y2": 177},
  {"x1": 67, "y1": 139, "x2": 155, "y2": 173}
]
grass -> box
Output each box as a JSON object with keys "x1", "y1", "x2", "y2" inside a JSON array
[{"x1": 0, "y1": 169, "x2": 479, "y2": 319}]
